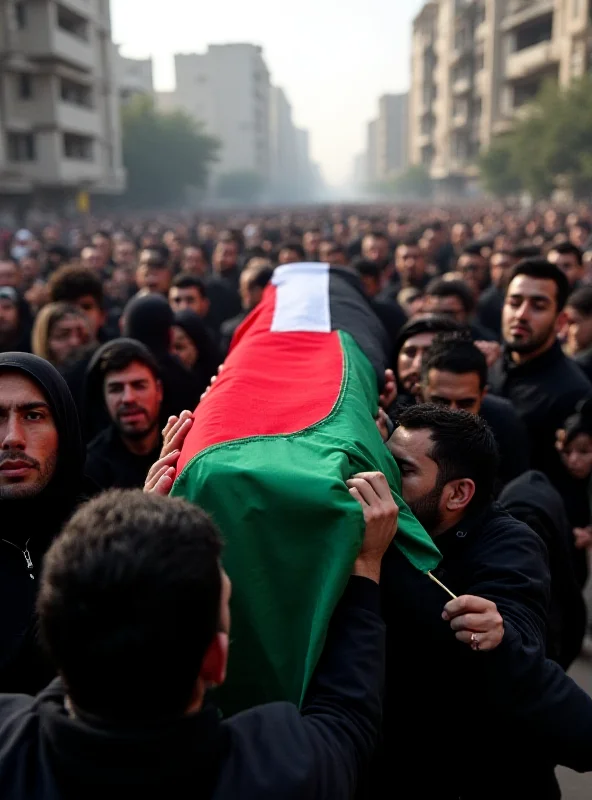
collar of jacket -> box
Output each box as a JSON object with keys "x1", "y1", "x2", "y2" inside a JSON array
[
  {"x1": 435, "y1": 502, "x2": 502, "y2": 560},
  {"x1": 501, "y1": 339, "x2": 564, "y2": 377},
  {"x1": 37, "y1": 679, "x2": 228, "y2": 790}
]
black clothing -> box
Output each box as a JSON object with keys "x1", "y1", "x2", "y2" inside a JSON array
[
  {"x1": 216, "y1": 265, "x2": 241, "y2": 294},
  {"x1": 477, "y1": 285, "x2": 504, "y2": 338},
  {"x1": 369, "y1": 298, "x2": 408, "y2": 369},
  {"x1": 499, "y1": 471, "x2": 587, "y2": 669},
  {"x1": 469, "y1": 320, "x2": 498, "y2": 341},
  {"x1": 489, "y1": 341, "x2": 592, "y2": 485},
  {"x1": 219, "y1": 311, "x2": 247, "y2": 356},
  {"x1": 480, "y1": 394, "x2": 530, "y2": 488},
  {"x1": 86, "y1": 425, "x2": 161, "y2": 490},
  {"x1": 377, "y1": 273, "x2": 431, "y2": 305},
  {"x1": 123, "y1": 295, "x2": 200, "y2": 417},
  {"x1": 572, "y1": 347, "x2": 592, "y2": 383},
  {"x1": 0, "y1": 577, "x2": 385, "y2": 800},
  {"x1": 0, "y1": 354, "x2": 88, "y2": 695},
  {"x1": 174, "y1": 309, "x2": 221, "y2": 395},
  {"x1": 204, "y1": 276, "x2": 242, "y2": 333},
  {"x1": 376, "y1": 502, "x2": 592, "y2": 799}
]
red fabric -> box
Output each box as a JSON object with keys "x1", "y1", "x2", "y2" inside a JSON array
[{"x1": 176, "y1": 285, "x2": 343, "y2": 474}]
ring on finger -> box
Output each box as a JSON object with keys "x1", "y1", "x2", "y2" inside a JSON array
[{"x1": 470, "y1": 633, "x2": 481, "y2": 652}]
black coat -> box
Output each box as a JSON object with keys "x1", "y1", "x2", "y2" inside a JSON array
[
  {"x1": 0, "y1": 577, "x2": 384, "y2": 800},
  {"x1": 375, "y1": 502, "x2": 592, "y2": 799},
  {"x1": 0, "y1": 354, "x2": 89, "y2": 695},
  {"x1": 480, "y1": 393, "x2": 530, "y2": 488},
  {"x1": 477, "y1": 285, "x2": 504, "y2": 338},
  {"x1": 85, "y1": 425, "x2": 161, "y2": 491},
  {"x1": 499, "y1": 471, "x2": 587, "y2": 669},
  {"x1": 489, "y1": 341, "x2": 592, "y2": 486}
]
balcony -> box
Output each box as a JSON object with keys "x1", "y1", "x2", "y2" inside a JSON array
[
  {"x1": 56, "y1": 103, "x2": 99, "y2": 134},
  {"x1": 23, "y1": 27, "x2": 94, "y2": 72},
  {"x1": 501, "y1": 0, "x2": 554, "y2": 32},
  {"x1": 452, "y1": 76, "x2": 471, "y2": 94},
  {"x1": 505, "y1": 40, "x2": 556, "y2": 80}
]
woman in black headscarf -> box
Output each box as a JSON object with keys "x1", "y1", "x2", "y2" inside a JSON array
[
  {"x1": 122, "y1": 294, "x2": 200, "y2": 419},
  {"x1": 172, "y1": 309, "x2": 221, "y2": 400},
  {"x1": 0, "y1": 353, "x2": 93, "y2": 694}
]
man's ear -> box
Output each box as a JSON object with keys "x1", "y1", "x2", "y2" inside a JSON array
[
  {"x1": 200, "y1": 633, "x2": 229, "y2": 688},
  {"x1": 444, "y1": 478, "x2": 475, "y2": 513},
  {"x1": 555, "y1": 309, "x2": 567, "y2": 334}
]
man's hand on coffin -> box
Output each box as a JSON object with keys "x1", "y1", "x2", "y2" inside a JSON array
[
  {"x1": 347, "y1": 472, "x2": 399, "y2": 584},
  {"x1": 143, "y1": 410, "x2": 194, "y2": 496}
]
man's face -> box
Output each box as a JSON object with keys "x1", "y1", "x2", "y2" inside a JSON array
[
  {"x1": 490, "y1": 253, "x2": 515, "y2": 290},
  {"x1": 396, "y1": 245, "x2": 425, "y2": 285},
  {"x1": 104, "y1": 362, "x2": 162, "y2": 441},
  {"x1": 303, "y1": 231, "x2": 321, "y2": 256},
  {"x1": 73, "y1": 295, "x2": 104, "y2": 339},
  {"x1": 451, "y1": 224, "x2": 469, "y2": 249},
  {"x1": 362, "y1": 235, "x2": 389, "y2": 264},
  {"x1": 278, "y1": 248, "x2": 300, "y2": 265},
  {"x1": 389, "y1": 426, "x2": 445, "y2": 533},
  {"x1": 214, "y1": 242, "x2": 238, "y2": 272},
  {"x1": 182, "y1": 247, "x2": 208, "y2": 276},
  {"x1": 136, "y1": 259, "x2": 172, "y2": 295},
  {"x1": 92, "y1": 235, "x2": 111, "y2": 267},
  {"x1": 169, "y1": 286, "x2": 209, "y2": 317},
  {"x1": 0, "y1": 299, "x2": 18, "y2": 338},
  {"x1": 0, "y1": 372, "x2": 58, "y2": 499},
  {"x1": 49, "y1": 313, "x2": 90, "y2": 365},
  {"x1": 20, "y1": 257, "x2": 40, "y2": 283},
  {"x1": 80, "y1": 247, "x2": 102, "y2": 273},
  {"x1": 424, "y1": 294, "x2": 467, "y2": 323},
  {"x1": 114, "y1": 241, "x2": 137, "y2": 269},
  {"x1": 457, "y1": 254, "x2": 487, "y2": 290},
  {"x1": 239, "y1": 272, "x2": 263, "y2": 311},
  {"x1": 0, "y1": 261, "x2": 21, "y2": 288},
  {"x1": 570, "y1": 226, "x2": 589, "y2": 249},
  {"x1": 421, "y1": 369, "x2": 484, "y2": 415},
  {"x1": 548, "y1": 250, "x2": 584, "y2": 288},
  {"x1": 398, "y1": 332, "x2": 437, "y2": 396},
  {"x1": 563, "y1": 305, "x2": 592, "y2": 354},
  {"x1": 503, "y1": 275, "x2": 559, "y2": 355}
]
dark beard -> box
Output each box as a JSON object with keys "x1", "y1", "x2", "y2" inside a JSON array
[
  {"x1": 407, "y1": 484, "x2": 444, "y2": 533},
  {"x1": 115, "y1": 418, "x2": 157, "y2": 442}
]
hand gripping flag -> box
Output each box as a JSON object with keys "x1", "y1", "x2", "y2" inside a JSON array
[{"x1": 172, "y1": 263, "x2": 441, "y2": 714}]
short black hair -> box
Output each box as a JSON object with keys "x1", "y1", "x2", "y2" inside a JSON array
[
  {"x1": 421, "y1": 332, "x2": 488, "y2": 390},
  {"x1": 38, "y1": 490, "x2": 222, "y2": 721},
  {"x1": 171, "y1": 273, "x2": 208, "y2": 298},
  {"x1": 512, "y1": 245, "x2": 541, "y2": 260},
  {"x1": 325, "y1": 243, "x2": 347, "y2": 259},
  {"x1": 278, "y1": 240, "x2": 306, "y2": 261},
  {"x1": 566, "y1": 286, "x2": 592, "y2": 317},
  {"x1": 396, "y1": 404, "x2": 499, "y2": 511},
  {"x1": 352, "y1": 257, "x2": 382, "y2": 279},
  {"x1": 426, "y1": 277, "x2": 475, "y2": 314},
  {"x1": 550, "y1": 241, "x2": 583, "y2": 265},
  {"x1": 141, "y1": 246, "x2": 169, "y2": 268},
  {"x1": 461, "y1": 243, "x2": 484, "y2": 257},
  {"x1": 48, "y1": 265, "x2": 104, "y2": 307},
  {"x1": 397, "y1": 236, "x2": 421, "y2": 249},
  {"x1": 507, "y1": 257, "x2": 570, "y2": 312},
  {"x1": 95, "y1": 339, "x2": 160, "y2": 384}
]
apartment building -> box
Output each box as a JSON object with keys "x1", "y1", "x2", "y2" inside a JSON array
[
  {"x1": 364, "y1": 93, "x2": 408, "y2": 185},
  {"x1": 115, "y1": 47, "x2": 153, "y2": 103},
  {"x1": 174, "y1": 44, "x2": 271, "y2": 183},
  {"x1": 0, "y1": 0, "x2": 125, "y2": 215},
  {"x1": 409, "y1": 0, "x2": 592, "y2": 195}
]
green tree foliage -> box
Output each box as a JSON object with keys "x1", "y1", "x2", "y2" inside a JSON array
[
  {"x1": 372, "y1": 165, "x2": 432, "y2": 199},
  {"x1": 216, "y1": 170, "x2": 266, "y2": 203},
  {"x1": 480, "y1": 77, "x2": 592, "y2": 199},
  {"x1": 120, "y1": 96, "x2": 219, "y2": 208}
]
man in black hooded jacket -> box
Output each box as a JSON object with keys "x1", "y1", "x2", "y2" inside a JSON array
[{"x1": 0, "y1": 353, "x2": 90, "y2": 694}]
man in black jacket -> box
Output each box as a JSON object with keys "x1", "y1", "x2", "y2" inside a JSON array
[
  {"x1": 489, "y1": 258, "x2": 592, "y2": 486},
  {"x1": 0, "y1": 353, "x2": 89, "y2": 695},
  {"x1": 0, "y1": 482, "x2": 396, "y2": 800},
  {"x1": 378, "y1": 405, "x2": 592, "y2": 799},
  {"x1": 85, "y1": 340, "x2": 163, "y2": 490}
]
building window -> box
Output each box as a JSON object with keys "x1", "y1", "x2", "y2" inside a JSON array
[
  {"x1": 63, "y1": 133, "x2": 93, "y2": 160},
  {"x1": 60, "y1": 78, "x2": 93, "y2": 107},
  {"x1": 475, "y1": 51, "x2": 485, "y2": 72},
  {"x1": 7, "y1": 132, "x2": 36, "y2": 162},
  {"x1": 57, "y1": 4, "x2": 89, "y2": 41},
  {"x1": 14, "y1": 1, "x2": 27, "y2": 29},
  {"x1": 18, "y1": 74, "x2": 33, "y2": 99}
]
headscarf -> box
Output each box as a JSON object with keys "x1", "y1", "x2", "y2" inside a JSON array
[
  {"x1": 122, "y1": 294, "x2": 173, "y2": 358},
  {"x1": 0, "y1": 353, "x2": 86, "y2": 541},
  {"x1": 173, "y1": 309, "x2": 220, "y2": 379}
]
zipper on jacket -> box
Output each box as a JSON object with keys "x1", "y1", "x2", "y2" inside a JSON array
[{"x1": 1, "y1": 537, "x2": 34, "y2": 579}]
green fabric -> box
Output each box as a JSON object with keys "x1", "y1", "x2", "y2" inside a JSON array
[{"x1": 172, "y1": 332, "x2": 440, "y2": 714}]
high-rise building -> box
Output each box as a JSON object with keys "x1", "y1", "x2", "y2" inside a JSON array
[
  {"x1": 0, "y1": 0, "x2": 125, "y2": 215},
  {"x1": 269, "y1": 86, "x2": 298, "y2": 199},
  {"x1": 366, "y1": 118, "x2": 378, "y2": 184},
  {"x1": 173, "y1": 44, "x2": 271, "y2": 183},
  {"x1": 377, "y1": 93, "x2": 408, "y2": 178},
  {"x1": 409, "y1": 0, "x2": 592, "y2": 195},
  {"x1": 115, "y1": 47, "x2": 154, "y2": 103}
]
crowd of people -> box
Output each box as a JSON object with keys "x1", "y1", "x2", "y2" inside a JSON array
[{"x1": 1, "y1": 204, "x2": 592, "y2": 798}]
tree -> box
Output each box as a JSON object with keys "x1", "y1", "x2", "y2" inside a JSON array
[
  {"x1": 216, "y1": 170, "x2": 266, "y2": 203},
  {"x1": 371, "y1": 165, "x2": 432, "y2": 200},
  {"x1": 120, "y1": 96, "x2": 219, "y2": 208},
  {"x1": 479, "y1": 76, "x2": 592, "y2": 199}
]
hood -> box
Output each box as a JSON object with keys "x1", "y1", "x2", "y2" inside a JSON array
[
  {"x1": 122, "y1": 294, "x2": 173, "y2": 358},
  {"x1": 498, "y1": 470, "x2": 570, "y2": 539},
  {"x1": 173, "y1": 310, "x2": 220, "y2": 375}
]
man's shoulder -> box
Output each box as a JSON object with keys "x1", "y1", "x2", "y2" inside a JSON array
[
  {"x1": 87, "y1": 426, "x2": 115, "y2": 456},
  {"x1": 0, "y1": 693, "x2": 39, "y2": 757},
  {"x1": 480, "y1": 393, "x2": 519, "y2": 422}
]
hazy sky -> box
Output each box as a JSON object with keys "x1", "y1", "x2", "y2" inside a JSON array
[{"x1": 111, "y1": 0, "x2": 424, "y2": 186}]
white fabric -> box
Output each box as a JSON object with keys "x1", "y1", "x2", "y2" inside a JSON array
[{"x1": 271, "y1": 262, "x2": 331, "y2": 333}]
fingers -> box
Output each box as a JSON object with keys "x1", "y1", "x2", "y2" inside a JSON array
[
  {"x1": 152, "y1": 472, "x2": 175, "y2": 496},
  {"x1": 379, "y1": 369, "x2": 397, "y2": 409},
  {"x1": 145, "y1": 451, "x2": 179, "y2": 487},
  {"x1": 144, "y1": 462, "x2": 177, "y2": 494},
  {"x1": 349, "y1": 471, "x2": 392, "y2": 501},
  {"x1": 161, "y1": 410, "x2": 193, "y2": 457},
  {"x1": 347, "y1": 485, "x2": 367, "y2": 506},
  {"x1": 161, "y1": 415, "x2": 179, "y2": 442},
  {"x1": 448, "y1": 613, "x2": 499, "y2": 633},
  {"x1": 442, "y1": 594, "x2": 492, "y2": 621},
  {"x1": 453, "y1": 630, "x2": 499, "y2": 652}
]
